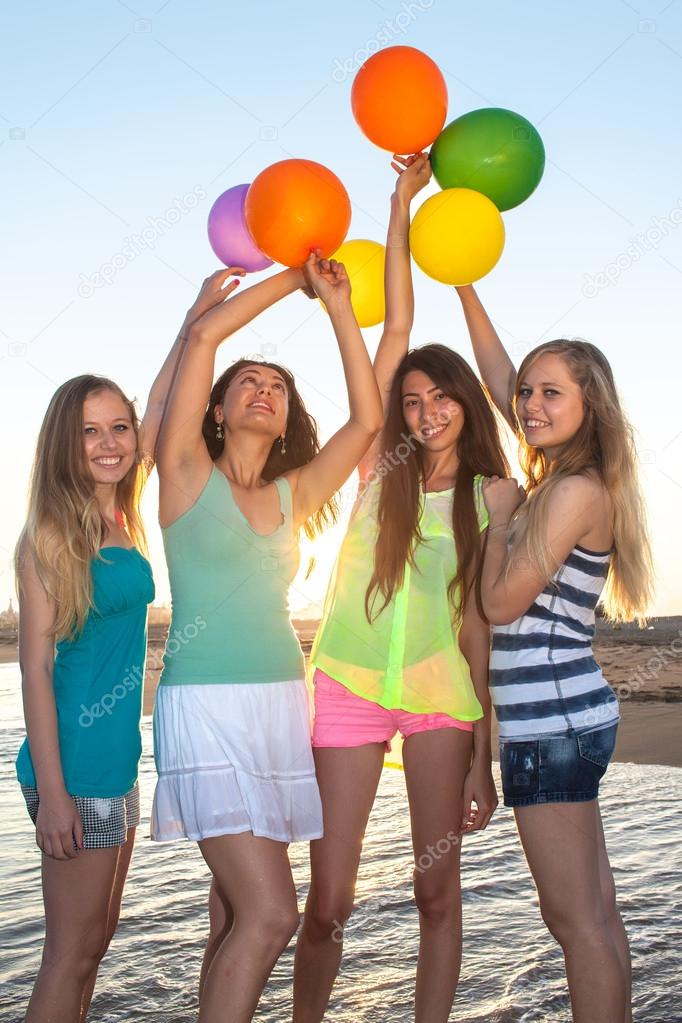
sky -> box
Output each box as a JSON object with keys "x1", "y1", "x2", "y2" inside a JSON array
[{"x1": 1, "y1": 0, "x2": 681, "y2": 617}]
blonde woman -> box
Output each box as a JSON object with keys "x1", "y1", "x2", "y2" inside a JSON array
[
  {"x1": 14, "y1": 279, "x2": 235, "y2": 1022},
  {"x1": 459, "y1": 286, "x2": 652, "y2": 1023}
]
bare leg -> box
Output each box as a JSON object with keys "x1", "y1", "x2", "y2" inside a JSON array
[
  {"x1": 403, "y1": 728, "x2": 473, "y2": 1023},
  {"x1": 79, "y1": 828, "x2": 136, "y2": 1021},
  {"x1": 25, "y1": 845, "x2": 123, "y2": 1023},
  {"x1": 293, "y1": 744, "x2": 385, "y2": 1023},
  {"x1": 199, "y1": 878, "x2": 234, "y2": 1001},
  {"x1": 198, "y1": 832, "x2": 300, "y2": 1023},
  {"x1": 595, "y1": 809, "x2": 632, "y2": 1023},
  {"x1": 515, "y1": 800, "x2": 628, "y2": 1023}
]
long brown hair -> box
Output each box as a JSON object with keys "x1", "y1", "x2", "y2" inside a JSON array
[
  {"x1": 366, "y1": 344, "x2": 509, "y2": 622},
  {"x1": 15, "y1": 375, "x2": 147, "y2": 641},
  {"x1": 510, "y1": 339, "x2": 653, "y2": 622},
  {"x1": 202, "y1": 358, "x2": 338, "y2": 539}
]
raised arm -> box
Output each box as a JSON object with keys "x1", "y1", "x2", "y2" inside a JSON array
[
  {"x1": 17, "y1": 543, "x2": 83, "y2": 860},
  {"x1": 456, "y1": 284, "x2": 517, "y2": 429},
  {"x1": 289, "y1": 255, "x2": 383, "y2": 529},
  {"x1": 138, "y1": 265, "x2": 245, "y2": 470},
  {"x1": 155, "y1": 266, "x2": 305, "y2": 479},
  {"x1": 359, "y1": 153, "x2": 432, "y2": 479}
]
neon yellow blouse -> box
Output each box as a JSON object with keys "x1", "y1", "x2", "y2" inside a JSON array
[{"x1": 310, "y1": 477, "x2": 488, "y2": 719}]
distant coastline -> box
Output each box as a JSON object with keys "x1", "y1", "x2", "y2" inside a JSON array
[{"x1": 3, "y1": 615, "x2": 680, "y2": 767}]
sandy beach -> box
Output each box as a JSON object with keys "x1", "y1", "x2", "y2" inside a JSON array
[{"x1": 2, "y1": 616, "x2": 680, "y2": 767}]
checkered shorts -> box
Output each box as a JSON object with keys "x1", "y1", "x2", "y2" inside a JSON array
[{"x1": 21, "y1": 784, "x2": 140, "y2": 850}]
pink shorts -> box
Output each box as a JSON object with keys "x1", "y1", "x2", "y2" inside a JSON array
[{"x1": 312, "y1": 669, "x2": 474, "y2": 749}]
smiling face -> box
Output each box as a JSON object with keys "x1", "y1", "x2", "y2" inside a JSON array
[
  {"x1": 82, "y1": 388, "x2": 137, "y2": 486},
  {"x1": 218, "y1": 363, "x2": 289, "y2": 441},
  {"x1": 516, "y1": 352, "x2": 585, "y2": 458},
  {"x1": 401, "y1": 369, "x2": 465, "y2": 451}
]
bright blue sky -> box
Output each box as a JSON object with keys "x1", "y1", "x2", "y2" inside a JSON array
[{"x1": 1, "y1": 0, "x2": 681, "y2": 616}]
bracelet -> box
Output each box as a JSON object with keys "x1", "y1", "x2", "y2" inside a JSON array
[{"x1": 487, "y1": 523, "x2": 509, "y2": 533}]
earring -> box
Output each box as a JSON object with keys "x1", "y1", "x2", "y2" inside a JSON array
[
  {"x1": 280, "y1": 434, "x2": 287, "y2": 455},
  {"x1": 216, "y1": 421, "x2": 224, "y2": 440}
]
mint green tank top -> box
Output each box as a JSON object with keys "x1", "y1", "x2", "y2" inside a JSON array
[
  {"x1": 160, "y1": 466, "x2": 304, "y2": 685},
  {"x1": 16, "y1": 547, "x2": 155, "y2": 798},
  {"x1": 310, "y1": 477, "x2": 489, "y2": 719}
]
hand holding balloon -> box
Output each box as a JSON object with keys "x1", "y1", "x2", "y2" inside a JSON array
[
  {"x1": 392, "y1": 153, "x2": 432, "y2": 206},
  {"x1": 303, "y1": 252, "x2": 351, "y2": 310},
  {"x1": 183, "y1": 267, "x2": 246, "y2": 332},
  {"x1": 296, "y1": 255, "x2": 319, "y2": 300},
  {"x1": 327, "y1": 240, "x2": 385, "y2": 327}
]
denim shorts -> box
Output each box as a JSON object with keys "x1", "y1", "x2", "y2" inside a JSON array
[{"x1": 499, "y1": 723, "x2": 618, "y2": 807}]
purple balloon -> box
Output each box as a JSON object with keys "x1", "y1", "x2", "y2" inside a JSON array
[{"x1": 207, "y1": 184, "x2": 274, "y2": 272}]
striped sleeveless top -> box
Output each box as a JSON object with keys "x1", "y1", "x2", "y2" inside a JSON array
[{"x1": 489, "y1": 544, "x2": 619, "y2": 740}]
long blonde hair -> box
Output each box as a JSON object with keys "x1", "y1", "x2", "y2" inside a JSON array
[
  {"x1": 15, "y1": 376, "x2": 148, "y2": 641},
  {"x1": 509, "y1": 340, "x2": 653, "y2": 623}
]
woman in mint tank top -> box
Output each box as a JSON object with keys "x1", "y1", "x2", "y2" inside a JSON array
[
  {"x1": 460, "y1": 288, "x2": 653, "y2": 1019},
  {"x1": 13, "y1": 295, "x2": 205, "y2": 1022},
  {"x1": 151, "y1": 255, "x2": 382, "y2": 1021},
  {"x1": 293, "y1": 157, "x2": 509, "y2": 1023}
]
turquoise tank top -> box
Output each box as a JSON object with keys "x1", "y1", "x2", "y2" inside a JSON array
[
  {"x1": 160, "y1": 466, "x2": 304, "y2": 685},
  {"x1": 311, "y1": 477, "x2": 489, "y2": 719},
  {"x1": 16, "y1": 547, "x2": 155, "y2": 798}
]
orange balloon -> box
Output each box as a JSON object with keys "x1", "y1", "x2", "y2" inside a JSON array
[
  {"x1": 244, "y1": 160, "x2": 351, "y2": 267},
  {"x1": 351, "y1": 46, "x2": 448, "y2": 154}
]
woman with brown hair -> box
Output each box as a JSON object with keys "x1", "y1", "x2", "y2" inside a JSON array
[
  {"x1": 150, "y1": 254, "x2": 383, "y2": 1022},
  {"x1": 292, "y1": 156, "x2": 508, "y2": 1023}
]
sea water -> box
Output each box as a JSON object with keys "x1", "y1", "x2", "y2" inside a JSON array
[{"x1": 1, "y1": 663, "x2": 679, "y2": 1022}]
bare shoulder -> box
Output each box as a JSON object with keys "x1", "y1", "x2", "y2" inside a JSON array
[
  {"x1": 546, "y1": 473, "x2": 612, "y2": 549},
  {"x1": 548, "y1": 472, "x2": 608, "y2": 509}
]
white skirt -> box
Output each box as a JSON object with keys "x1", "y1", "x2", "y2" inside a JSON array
[{"x1": 151, "y1": 679, "x2": 323, "y2": 843}]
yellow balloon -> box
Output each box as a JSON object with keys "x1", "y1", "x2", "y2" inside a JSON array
[
  {"x1": 409, "y1": 188, "x2": 505, "y2": 285},
  {"x1": 326, "y1": 239, "x2": 386, "y2": 328}
]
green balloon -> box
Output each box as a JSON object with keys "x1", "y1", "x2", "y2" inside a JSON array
[{"x1": 430, "y1": 108, "x2": 545, "y2": 212}]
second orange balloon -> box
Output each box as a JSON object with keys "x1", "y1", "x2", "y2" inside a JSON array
[{"x1": 244, "y1": 159, "x2": 351, "y2": 267}]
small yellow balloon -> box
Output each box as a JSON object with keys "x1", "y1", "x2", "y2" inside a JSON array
[
  {"x1": 326, "y1": 239, "x2": 386, "y2": 328},
  {"x1": 409, "y1": 188, "x2": 505, "y2": 285}
]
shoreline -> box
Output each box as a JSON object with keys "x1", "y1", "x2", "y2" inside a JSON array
[{"x1": 3, "y1": 615, "x2": 680, "y2": 768}]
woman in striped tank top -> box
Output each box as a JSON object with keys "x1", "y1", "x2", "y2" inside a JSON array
[{"x1": 458, "y1": 286, "x2": 653, "y2": 1023}]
